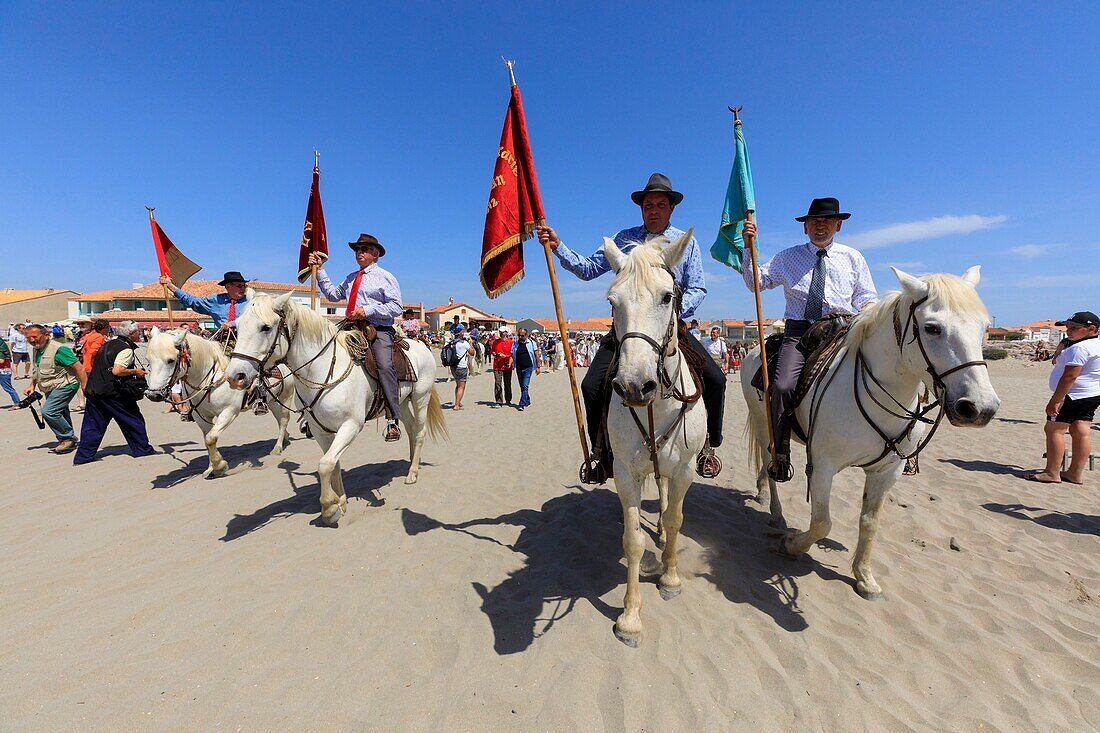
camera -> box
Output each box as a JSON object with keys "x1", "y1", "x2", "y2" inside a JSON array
[{"x1": 16, "y1": 391, "x2": 45, "y2": 430}]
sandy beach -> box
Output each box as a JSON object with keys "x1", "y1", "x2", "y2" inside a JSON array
[{"x1": 0, "y1": 358, "x2": 1096, "y2": 731}]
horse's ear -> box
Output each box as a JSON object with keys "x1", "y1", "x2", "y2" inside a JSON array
[
  {"x1": 274, "y1": 291, "x2": 294, "y2": 313},
  {"x1": 150, "y1": 326, "x2": 160, "y2": 339},
  {"x1": 172, "y1": 328, "x2": 188, "y2": 347},
  {"x1": 960, "y1": 265, "x2": 981, "y2": 288},
  {"x1": 245, "y1": 287, "x2": 256, "y2": 302},
  {"x1": 603, "y1": 237, "x2": 626, "y2": 272},
  {"x1": 662, "y1": 227, "x2": 694, "y2": 268},
  {"x1": 892, "y1": 266, "x2": 929, "y2": 298}
]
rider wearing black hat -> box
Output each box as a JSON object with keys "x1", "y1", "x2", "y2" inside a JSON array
[
  {"x1": 536, "y1": 173, "x2": 726, "y2": 479},
  {"x1": 742, "y1": 198, "x2": 879, "y2": 482}
]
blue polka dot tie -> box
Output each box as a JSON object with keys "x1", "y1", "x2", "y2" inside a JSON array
[{"x1": 804, "y1": 249, "x2": 827, "y2": 321}]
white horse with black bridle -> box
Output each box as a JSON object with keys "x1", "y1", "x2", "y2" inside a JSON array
[
  {"x1": 601, "y1": 229, "x2": 707, "y2": 647},
  {"x1": 225, "y1": 293, "x2": 447, "y2": 526},
  {"x1": 144, "y1": 327, "x2": 296, "y2": 477},
  {"x1": 742, "y1": 266, "x2": 1000, "y2": 600}
]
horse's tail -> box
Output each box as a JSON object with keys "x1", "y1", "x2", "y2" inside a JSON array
[
  {"x1": 426, "y1": 386, "x2": 449, "y2": 442},
  {"x1": 745, "y1": 412, "x2": 765, "y2": 474}
]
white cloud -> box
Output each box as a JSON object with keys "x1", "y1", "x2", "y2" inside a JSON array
[
  {"x1": 1008, "y1": 244, "x2": 1051, "y2": 258},
  {"x1": 846, "y1": 214, "x2": 1007, "y2": 250},
  {"x1": 1011, "y1": 273, "x2": 1098, "y2": 289}
]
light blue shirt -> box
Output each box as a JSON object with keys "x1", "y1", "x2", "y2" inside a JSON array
[
  {"x1": 173, "y1": 290, "x2": 248, "y2": 328},
  {"x1": 553, "y1": 224, "x2": 707, "y2": 320},
  {"x1": 316, "y1": 263, "x2": 404, "y2": 326},
  {"x1": 746, "y1": 241, "x2": 878, "y2": 321}
]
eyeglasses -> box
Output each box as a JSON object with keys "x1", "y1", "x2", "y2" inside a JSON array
[{"x1": 353, "y1": 246, "x2": 375, "y2": 254}]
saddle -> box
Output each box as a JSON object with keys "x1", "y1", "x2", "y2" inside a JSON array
[
  {"x1": 341, "y1": 322, "x2": 418, "y2": 383},
  {"x1": 341, "y1": 322, "x2": 417, "y2": 423},
  {"x1": 750, "y1": 314, "x2": 852, "y2": 441}
]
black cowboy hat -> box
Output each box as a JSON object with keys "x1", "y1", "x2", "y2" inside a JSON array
[
  {"x1": 795, "y1": 197, "x2": 851, "y2": 222},
  {"x1": 630, "y1": 173, "x2": 684, "y2": 206},
  {"x1": 348, "y1": 233, "x2": 386, "y2": 257},
  {"x1": 217, "y1": 271, "x2": 251, "y2": 285}
]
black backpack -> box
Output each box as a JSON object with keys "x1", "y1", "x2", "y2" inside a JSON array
[{"x1": 441, "y1": 341, "x2": 459, "y2": 367}]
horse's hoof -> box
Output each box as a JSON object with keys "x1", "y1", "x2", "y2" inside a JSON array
[
  {"x1": 856, "y1": 584, "x2": 886, "y2": 602},
  {"x1": 404, "y1": 474, "x2": 418, "y2": 485},
  {"x1": 320, "y1": 509, "x2": 342, "y2": 527},
  {"x1": 614, "y1": 628, "x2": 641, "y2": 648},
  {"x1": 658, "y1": 584, "x2": 682, "y2": 601}
]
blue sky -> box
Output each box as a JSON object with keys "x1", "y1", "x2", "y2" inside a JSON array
[{"x1": 2, "y1": 2, "x2": 1097, "y2": 326}]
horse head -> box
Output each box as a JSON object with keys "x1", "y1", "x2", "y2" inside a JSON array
[
  {"x1": 144, "y1": 326, "x2": 190, "y2": 402},
  {"x1": 605, "y1": 228, "x2": 693, "y2": 407},
  {"x1": 891, "y1": 265, "x2": 1000, "y2": 426},
  {"x1": 226, "y1": 291, "x2": 292, "y2": 390}
]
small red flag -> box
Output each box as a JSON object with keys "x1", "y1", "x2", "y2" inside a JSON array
[
  {"x1": 297, "y1": 163, "x2": 329, "y2": 283},
  {"x1": 150, "y1": 215, "x2": 201, "y2": 287},
  {"x1": 480, "y1": 83, "x2": 545, "y2": 298}
]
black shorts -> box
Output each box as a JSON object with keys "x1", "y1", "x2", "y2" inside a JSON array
[{"x1": 1054, "y1": 394, "x2": 1100, "y2": 424}]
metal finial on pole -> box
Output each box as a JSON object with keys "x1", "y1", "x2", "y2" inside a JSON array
[
  {"x1": 728, "y1": 105, "x2": 743, "y2": 126},
  {"x1": 313, "y1": 149, "x2": 320, "y2": 169},
  {"x1": 146, "y1": 205, "x2": 155, "y2": 220},
  {"x1": 502, "y1": 56, "x2": 517, "y2": 86}
]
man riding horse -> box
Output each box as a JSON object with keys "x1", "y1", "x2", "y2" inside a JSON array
[
  {"x1": 537, "y1": 173, "x2": 725, "y2": 478},
  {"x1": 308, "y1": 233, "x2": 404, "y2": 443},
  {"x1": 161, "y1": 270, "x2": 268, "y2": 414},
  {"x1": 741, "y1": 197, "x2": 878, "y2": 482}
]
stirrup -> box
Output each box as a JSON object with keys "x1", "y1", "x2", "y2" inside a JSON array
[
  {"x1": 252, "y1": 401, "x2": 269, "y2": 415},
  {"x1": 384, "y1": 422, "x2": 401, "y2": 442},
  {"x1": 767, "y1": 454, "x2": 794, "y2": 483},
  {"x1": 579, "y1": 457, "x2": 609, "y2": 485},
  {"x1": 902, "y1": 457, "x2": 919, "y2": 476},
  {"x1": 696, "y1": 446, "x2": 722, "y2": 479}
]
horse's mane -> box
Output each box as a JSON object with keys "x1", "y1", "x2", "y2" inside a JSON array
[
  {"x1": 248, "y1": 293, "x2": 337, "y2": 343},
  {"x1": 607, "y1": 239, "x2": 674, "y2": 295},
  {"x1": 148, "y1": 329, "x2": 227, "y2": 370},
  {"x1": 846, "y1": 273, "x2": 990, "y2": 347}
]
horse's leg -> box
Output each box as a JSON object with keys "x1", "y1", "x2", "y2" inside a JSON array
[
  {"x1": 658, "y1": 467, "x2": 692, "y2": 600},
  {"x1": 401, "y1": 391, "x2": 427, "y2": 484},
  {"x1": 853, "y1": 464, "x2": 901, "y2": 601},
  {"x1": 750, "y1": 409, "x2": 785, "y2": 527},
  {"x1": 780, "y1": 464, "x2": 835, "y2": 556},
  {"x1": 267, "y1": 385, "x2": 290, "y2": 456},
  {"x1": 308, "y1": 429, "x2": 341, "y2": 526},
  {"x1": 613, "y1": 468, "x2": 646, "y2": 647},
  {"x1": 319, "y1": 421, "x2": 360, "y2": 524},
  {"x1": 201, "y1": 408, "x2": 235, "y2": 478},
  {"x1": 656, "y1": 475, "x2": 669, "y2": 547}
]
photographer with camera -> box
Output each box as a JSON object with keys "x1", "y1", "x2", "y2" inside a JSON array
[
  {"x1": 73, "y1": 320, "x2": 155, "y2": 465},
  {"x1": 24, "y1": 324, "x2": 86, "y2": 454}
]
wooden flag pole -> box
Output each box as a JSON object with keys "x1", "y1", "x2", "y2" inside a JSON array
[
  {"x1": 148, "y1": 206, "x2": 175, "y2": 325},
  {"x1": 310, "y1": 149, "x2": 319, "y2": 311},
  {"x1": 731, "y1": 106, "x2": 775, "y2": 466},
  {"x1": 502, "y1": 57, "x2": 591, "y2": 468},
  {"x1": 541, "y1": 236, "x2": 592, "y2": 468}
]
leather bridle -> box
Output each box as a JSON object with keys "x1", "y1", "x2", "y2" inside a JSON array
[{"x1": 610, "y1": 264, "x2": 702, "y2": 479}]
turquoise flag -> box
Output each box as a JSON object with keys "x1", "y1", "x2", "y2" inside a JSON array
[{"x1": 710, "y1": 123, "x2": 756, "y2": 272}]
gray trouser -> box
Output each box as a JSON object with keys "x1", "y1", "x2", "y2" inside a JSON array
[
  {"x1": 494, "y1": 368, "x2": 513, "y2": 403},
  {"x1": 371, "y1": 327, "x2": 401, "y2": 421},
  {"x1": 770, "y1": 320, "x2": 810, "y2": 454}
]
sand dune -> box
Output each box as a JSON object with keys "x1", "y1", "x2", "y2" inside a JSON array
[{"x1": 0, "y1": 359, "x2": 1096, "y2": 731}]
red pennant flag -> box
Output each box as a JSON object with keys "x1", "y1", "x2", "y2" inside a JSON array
[
  {"x1": 297, "y1": 162, "x2": 329, "y2": 283},
  {"x1": 480, "y1": 83, "x2": 545, "y2": 298},
  {"x1": 150, "y1": 215, "x2": 201, "y2": 287}
]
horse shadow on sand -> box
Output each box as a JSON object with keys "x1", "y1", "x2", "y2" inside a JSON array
[
  {"x1": 150, "y1": 438, "x2": 300, "y2": 489},
  {"x1": 938, "y1": 458, "x2": 1029, "y2": 477},
  {"x1": 401, "y1": 483, "x2": 849, "y2": 655},
  {"x1": 982, "y1": 502, "x2": 1100, "y2": 537},
  {"x1": 221, "y1": 458, "x2": 416, "y2": 541}
]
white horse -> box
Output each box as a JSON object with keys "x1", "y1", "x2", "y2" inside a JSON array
[
  {"x1": 144, "y1": 327, "x2": 296, "y2": 477},
  {"x1": 742, "y1": 266, "x2": 1000, "y2": 600},
  {"x1": 602, "y1": 229, "x2": 707, "y2": 647},
  {"x1": 225, "y1": 293, "x2": 447, "y2": 526}
]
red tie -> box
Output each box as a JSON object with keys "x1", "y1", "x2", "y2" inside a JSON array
[
  {"x1": 228, "y1": 299, "x2": 237, "y2": 324},
  {"x1": 346, "y1": 268, "x2": 365, "y2": 317}
]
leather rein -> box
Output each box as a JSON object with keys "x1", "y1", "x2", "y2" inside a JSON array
[
  {"x1": 613, "y1": 265, "x2": 702, "y2": 480},
  {"x1": 806, "y1": 294, "x2": 988, "y2": 476}
]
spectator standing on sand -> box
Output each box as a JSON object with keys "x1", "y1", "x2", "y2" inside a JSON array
[{"x1": 1032, "y1": 311, "x2": 1100, "y2": 485}]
